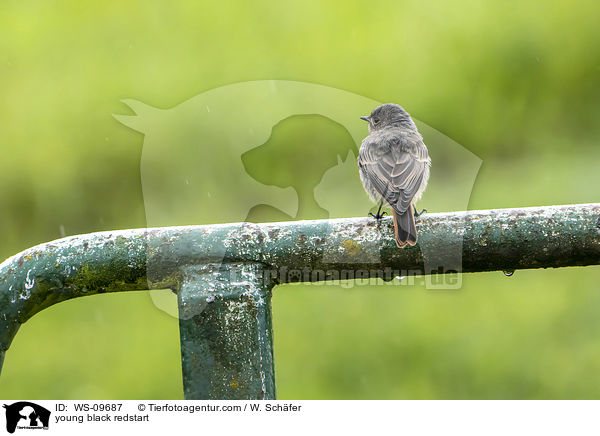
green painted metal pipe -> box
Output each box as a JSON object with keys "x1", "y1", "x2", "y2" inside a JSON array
[
  {"x1": 1, "y1": 203, "x2": 599, "y2": 398},
  {"x1": 178, "y1": 263, "x2": 276, "y2": 399}
]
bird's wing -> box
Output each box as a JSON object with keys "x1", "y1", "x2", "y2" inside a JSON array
[{"x1": 358, "y1": 133, "x2": 428, "y2": 214}]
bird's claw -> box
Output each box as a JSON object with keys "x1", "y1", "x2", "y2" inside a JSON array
[
  {"x1": 369, "y1": 211, "x2": 388, "y2": 220},
  {"x1": 414, "y1": 208, "x2": 427, "y2": 218}
]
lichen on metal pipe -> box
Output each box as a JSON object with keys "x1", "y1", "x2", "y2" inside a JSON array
[
  {"x1": 178, "y1": 263, "x2": 276, "y2": 399},
  {"x1": 1, "y1": 203, "x2": 599, "y2": 397}
]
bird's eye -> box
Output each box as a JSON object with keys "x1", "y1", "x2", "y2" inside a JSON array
[{"x1": 372, "y1": 118, "x2": 380, "y2": 124}]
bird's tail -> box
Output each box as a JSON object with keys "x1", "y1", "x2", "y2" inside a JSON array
[{"x1": 393, "y1": 207, "x2": 418, "y2": 248}]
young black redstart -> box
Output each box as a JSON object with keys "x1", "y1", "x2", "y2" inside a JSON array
[{"x1": 358, "y1": 103, "x2": 431, "y2": 247}]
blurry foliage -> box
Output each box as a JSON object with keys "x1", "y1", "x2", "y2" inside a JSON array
[{"x1": 0, "y1": 0, "x2": 599, "y2": 399}]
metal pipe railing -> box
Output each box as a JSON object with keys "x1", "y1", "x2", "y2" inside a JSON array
[{"x1": 1, "y1": 203, "x2": 599, "y2": 399}]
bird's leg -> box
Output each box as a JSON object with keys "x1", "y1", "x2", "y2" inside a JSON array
[
  {"x1": 413, "y1": 206, "x2": 427, "y2": 218},
  {"x1": 369, "y1": 200, "x2": 387, "y2": 220}
]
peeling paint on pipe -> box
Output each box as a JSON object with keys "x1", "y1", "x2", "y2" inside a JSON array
[{"x1": 1, "y1": 203, "x2": 599, "y2": 398}]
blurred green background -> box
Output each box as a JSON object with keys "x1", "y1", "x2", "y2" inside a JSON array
[{"x1": 1, "y1": 0, "x2": 599, "y2": 399}]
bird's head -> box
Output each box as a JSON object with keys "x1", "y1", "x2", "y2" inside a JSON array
[{"x1": 360, "y1": 103, "x2": 415, "y2": 132}]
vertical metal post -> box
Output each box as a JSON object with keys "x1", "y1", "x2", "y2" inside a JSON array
[{"x1": 177, "y1": 262, "x2": 276, "y2": 400}]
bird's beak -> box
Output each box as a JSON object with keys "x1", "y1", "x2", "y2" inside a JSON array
[{"x1": 360, "y1": 116, "x2": 370, "y2": 122}]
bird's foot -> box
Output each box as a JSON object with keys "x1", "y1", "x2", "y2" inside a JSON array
[
  {"x1": 414, "y1": 208, "x2": 427, "y2": 218},
  {"x1": 369, "y1": 211, "x2": 388, "y2": 220}
]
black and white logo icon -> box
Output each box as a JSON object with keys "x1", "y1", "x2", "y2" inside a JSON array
[{"x1": 3, "y1": 402, "x2": 50, "y2": 434}]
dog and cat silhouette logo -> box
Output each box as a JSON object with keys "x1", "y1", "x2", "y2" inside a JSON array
[{"x1": 3, "y1": 402, "x2": 50, "y2": 433}]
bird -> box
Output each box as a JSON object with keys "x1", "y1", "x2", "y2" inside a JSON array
[{"x1": 358, "y1": 103, "x2": 431, "y2": 248}]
